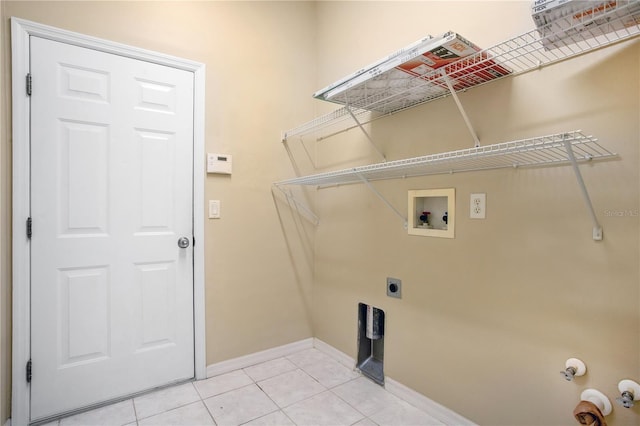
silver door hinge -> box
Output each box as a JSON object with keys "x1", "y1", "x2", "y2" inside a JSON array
[
  {"x1": 26, "y1": 359, "x2": 32, "y2": 383},
  {"x1": 26, "y1": 217, "x2": 32, "y2": 239},
  {"x1": 26, "y1": 73, "x2": 32, "y2": 96}
]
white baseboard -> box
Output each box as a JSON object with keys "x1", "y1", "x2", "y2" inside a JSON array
[
  {"x1": 385, "y1": 377, "x2": 477, "y2": 426},
  {"x1": 314, "y1": 338, "x2": 476, "y2": 426},
  {"x1": 206, "y1": 337, "x2": 475, "y2": 426},
  {"x1": 206, "y1": 338, "x2": 313, "y2": 377}
]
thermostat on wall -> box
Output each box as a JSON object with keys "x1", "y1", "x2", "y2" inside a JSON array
[{"x1": 207, "y1": 153, "x2": 232, "y2": 175}]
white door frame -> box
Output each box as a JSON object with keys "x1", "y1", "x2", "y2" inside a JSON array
[{"x1": 11, "y1": 17, "x2": 207, "y2": 425}]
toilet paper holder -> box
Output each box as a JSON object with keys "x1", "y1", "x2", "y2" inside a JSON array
[
  {"x1": 616, "y1": 379, "x2": 640, "y2": 408},
  {"x1": 561, "y1": 358, "x2": 587, "y2": 381}
]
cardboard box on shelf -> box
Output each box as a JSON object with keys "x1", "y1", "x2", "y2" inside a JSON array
[
  {"x1": 531, "y1": 0, "x2": 576, "y2": 15},
  {"x1": 393, "y1": 32, "x2": 485, "y2": 76},
  {"x1": 313, "y1": 34, "x2": 437, "y2": 99},
  {"x1": 531, "y1": 0, "x2": 640, "y2": 49},
  {"x1": 315, "y1": 32, "x2": 452, "y2": 101},
  {"x1": 439, "y1": 53, "x2": 513, "y2": 91},
  {"x1": 532, "y1": 0, "x2": 620, "y2": 27},
  {"x1": 316, "y1": 31, "x2": 512, "y2": 111}
]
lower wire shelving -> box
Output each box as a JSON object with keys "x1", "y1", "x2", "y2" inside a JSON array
[
  {"x1": 274, "y1": 131, "x2": 617, "y2": 240},
  {"x1": 275, "y1": 131, "x2": 616, "y2": 187}
]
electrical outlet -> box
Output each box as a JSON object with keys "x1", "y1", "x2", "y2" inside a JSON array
[
  {"x1": 470, "y1": 193, "x2": 486, "y2": 219},
  {"x1": 387, "y1": 277, "x2": 401, "y2": 299}
]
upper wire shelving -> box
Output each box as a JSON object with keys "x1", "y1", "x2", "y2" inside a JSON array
[
  {"x1": 276, "y1": 2, "x2": 637, "y2": 240},
  {"x1": 282, "y1": 1, "x2": 640, "y2": 142}
]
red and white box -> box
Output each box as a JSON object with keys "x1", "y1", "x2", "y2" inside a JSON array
[
  {"x1": 394, "y1": 32, "x2": 483, "y2": 76},
  {"x1": 315, "y1": 32, "x2": 453, "y2": 101},
  {"x1": 531, "y1": 0, "x2": 640, "y2": 49},
  {"x1": 437, "y1": 53, "x2": 513, "y2": 92},
  {"x1": 313, "y1": 34, "x2": 437, "y2": 100},
  {"x1": 394, "y1": 34, "x2": 512, "y2": 92},
  {"x1": 317, "y1": 31, "x2": 512, "y2": 110}
]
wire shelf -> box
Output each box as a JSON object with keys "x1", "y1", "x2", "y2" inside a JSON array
[
  {"x1": 282, "y1": 107, "x2": 375, "y2": 141},
  {"x1": 274, "y1": 131, "x2": 617, "y2": 187},
  {"x1": 283, "y1": 1, "x2": 640, "y2": 141}
]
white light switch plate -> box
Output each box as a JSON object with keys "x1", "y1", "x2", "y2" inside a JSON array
[{"x1": 209, "y1": 200, "x2": 220, "y2": 219}]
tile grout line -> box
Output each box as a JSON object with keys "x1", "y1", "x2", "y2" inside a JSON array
[
  {"x1": 237, "y1": 368, "x2": 288, "y2": 426},
  {"x1": 200, "y1": 369, "x2": 288, "y2": 426},
  {"x1": 131, "y1": 397, "x2": 139, "y2": 423},
  {"x1": 134, "y1": 383, "x2": 212, "y2": 424},
  {"x1": 251, "y1": 359, "x2": 370, "y2": 424},
  {"x1": 242, "y1": 361, "x2": 309, "y2": 426},
  {"x1": 199, "y1": 393, "x2": 218, "y2": 426}
]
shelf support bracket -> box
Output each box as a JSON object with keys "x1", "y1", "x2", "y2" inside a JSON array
[
  {"x1": 355, "y1": 172, "x2": 408, "y2": 229},
  {"x1": 442, "y1": 72, "x2": 481, "y2": 148},
  {"x1": 563, "y1": 137, "x2": 603, "y2": 241},
  {"x1": 345, "y1": 105, "x2": 386, "y2": 161},
  {"x1": 272, "y1": 184, "x2": 319, "y2": 226}
]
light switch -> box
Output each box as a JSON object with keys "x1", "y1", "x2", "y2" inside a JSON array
[{"x1": 209, "y1": 200, "x2": 220, "y2": 219}]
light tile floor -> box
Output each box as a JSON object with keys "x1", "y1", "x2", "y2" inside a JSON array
[{"x1": 44, "y1": 348, "x2": 444, "y2": 426}]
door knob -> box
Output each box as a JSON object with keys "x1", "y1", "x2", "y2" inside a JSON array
[{"x1": 177, "y1": 237, "x2": 190, "y2": 248}]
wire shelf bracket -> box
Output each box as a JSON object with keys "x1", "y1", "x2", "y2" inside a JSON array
[
  {"x1": 562, "y1": 136, "x2": 603, "y2": 241},
  {"x1": 355, "y1": 172, "x2": 408, "y2": 229},
  {"x1": 346, "y1": 105, "x2": 386, "y2": 161},
  {"x1": 442, "y1": 71, "x2": 481, "y2": 148},
  {"x1": 272, "y1": 184, "x2": 319, "y2": 226}
]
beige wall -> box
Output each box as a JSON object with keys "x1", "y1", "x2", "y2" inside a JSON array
[
  {"x1": 308, "y1": 1, "x2": 639, "y2": 425},
  {"x1": 0, "y1": 2, "x2": 316, "y2": 423},
  {"x1": 1, "y1": 2, "x2": 639, "y2": 426}
]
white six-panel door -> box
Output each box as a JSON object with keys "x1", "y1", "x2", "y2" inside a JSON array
[{"x1": 29, "y1": 36, "x2": 195, "y2": 420}]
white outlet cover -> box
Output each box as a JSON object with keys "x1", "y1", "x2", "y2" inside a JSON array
[{"x1": 470, "y1": 193, "x2": 486, "y2": 219}]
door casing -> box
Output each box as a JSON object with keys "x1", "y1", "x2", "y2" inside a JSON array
[{"x1": 11, "y1": 17, "x2": 207, "y2": 425}]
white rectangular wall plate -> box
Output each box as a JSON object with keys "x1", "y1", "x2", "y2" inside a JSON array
[
  {"x1": 209, "y1": 200, "x2": 221, "y2": 219},
  {"x1": 470, "y1": 193, "x2": 486, "y2": 219},
  {"x1": 207, "y1": 153, "x2": 232, "y2": 174}
]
